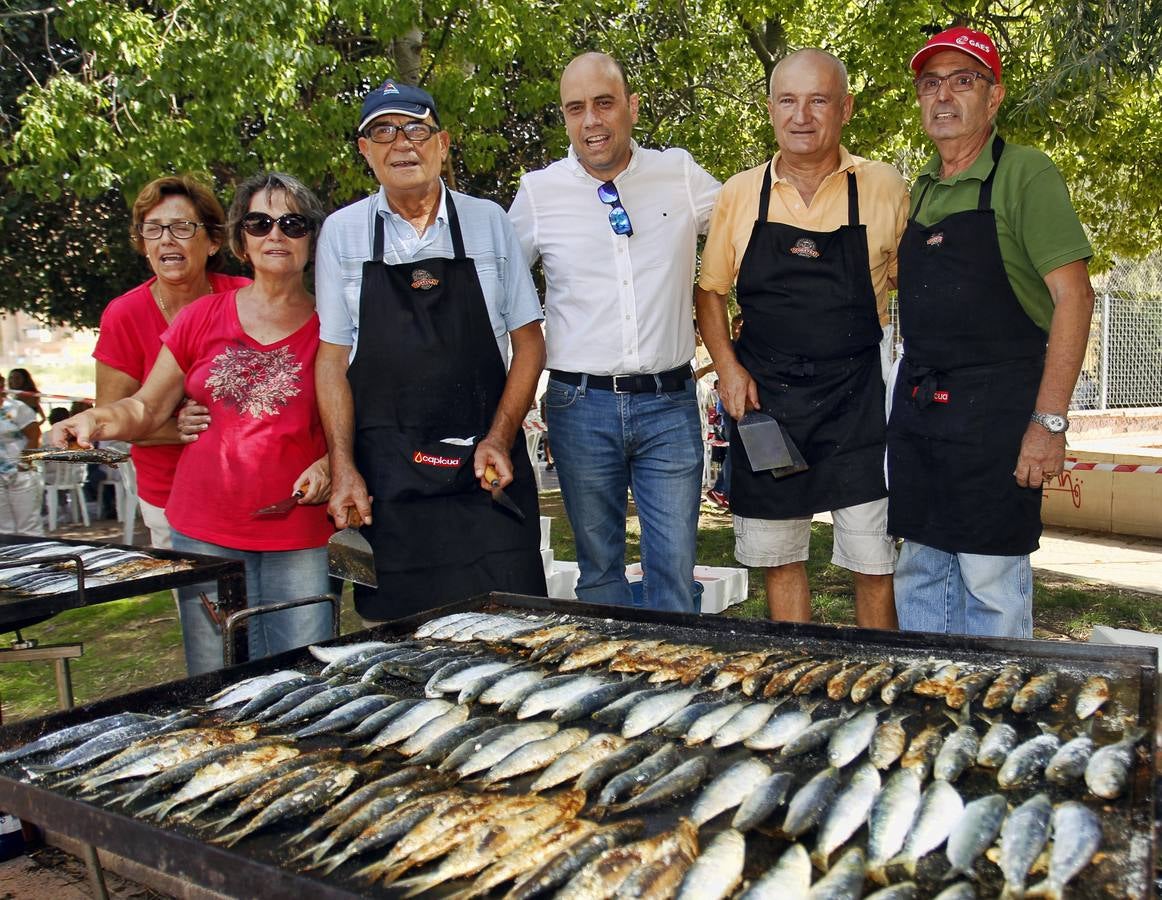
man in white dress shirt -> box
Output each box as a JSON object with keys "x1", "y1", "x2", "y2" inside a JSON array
[{"x1": 509, "y1": 52, "x2": 720, "y2": 612}]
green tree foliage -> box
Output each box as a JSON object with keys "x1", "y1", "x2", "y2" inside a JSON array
[{"x1": 1, "y1": 0, "x2": 1159, "y2": 327}]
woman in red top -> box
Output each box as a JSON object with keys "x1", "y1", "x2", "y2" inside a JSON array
[
  {"x1": 53, "y1": 173, "x2": 332, "y2": 674},
  {"x1": 93, "y1": 175, "x2": 250, "y2": 549}
]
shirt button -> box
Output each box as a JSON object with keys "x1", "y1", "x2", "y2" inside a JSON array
[{"x1": 622, "y1": 280, "x2": 629, "y2": 286}]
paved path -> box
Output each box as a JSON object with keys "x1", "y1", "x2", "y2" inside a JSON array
[{"x1": 1032, "y1": 526, "x2": 1162, "y2": 595}]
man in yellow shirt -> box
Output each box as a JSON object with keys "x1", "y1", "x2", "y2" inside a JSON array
[{"x1": 695, "y1": 49, "x2": 907, "y2": 627}]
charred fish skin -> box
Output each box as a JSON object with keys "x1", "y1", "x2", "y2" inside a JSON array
[
  {"x1": 1026, "y1": 800, "x2": 1103, "y2": 899},
  {"x1": 982, "y1": 664, "x2": 1024, "y2": 711},
  {"x1": 1074, "y1": 674, "x2": 1110, "y2": 720},
  {"x1": 864, "y1": 884, "x2": 918, "y2": 900},
  {"x1": 881, "y1": 660, "x2": 937, "y2": 705},
  {"x1": 1084, "y1": 726, "x2": 1145, "y2": 799},
  {"x1": 1012, "y1": 671, "x2": 1057, "y2": 715},
  {"x1": 997, "y1": 732, "x2": 1060, "y2": 789},
  {"x1": 869, "y1": 712, "x2": 912, "y2": 770},
  {"x1": 946, "y1": 671, "x2": 994, "y2": 710},
  {"x1": 827, "y1": 661, "x2": 870, "y2": 701},
  {"x1": 792, "y1": 659, "x2": 847, "y2": 696},
  {"x1": 944, "y1": 793, "x2": 1007, "y2": 881},
  {"x1": 812, "y1": 762, "x2": 881, "y2": 871},
  {"x1": 851, "y1": 661, "x2": 895, "y2": 704},
  {"x1": 731, "y1": 770, "x2": 794, "y2": 832},
  {"x1": 900, "y1": 723, "x2": 945, "y2": 781},
  {"x1": 456, "y1": 819, "x2": 600, "y2": 900},
  {"x1": 737, "y1": 841, "x2": 812, "y2": 900},
  {"x1": 675, "y1": 828, "x2": 745, "y2": 900},
  {"x1": 998, "y1": 791, "x2": 1052, "y2": 900},
  {"x1": 505, "y1": 820, "x2": 646, "y2": 900}
]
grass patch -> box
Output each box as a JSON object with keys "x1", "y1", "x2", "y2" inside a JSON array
[{"x1": 1, "y1": 492, "x2": 1156, "y2": 722}]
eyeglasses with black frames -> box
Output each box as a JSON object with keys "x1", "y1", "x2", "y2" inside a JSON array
[
  {"x1": 914, "y1": 70, "x2": 994, "y2": 96},
  {"x1": 597, "y1": 181, "x2": 633, "y2": 237},
  {"x1": 363, "y1": 122, "x2": 439, "y2": 144},
  {"x1": 136, "y1": 221, "x2": 203, "y2": 240},
  {"x1": 240, "y1": 213, "x2": 314, "y2": 239}
]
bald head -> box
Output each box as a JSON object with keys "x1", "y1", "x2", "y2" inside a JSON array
[
  {"x1": 562, "y1": 52, "x2": 630, "y2": 100},
  {"x1": 767, "y1": 47, "x2": 853, "y2": 165},
  {"x1": 770, "y1": 48, "x2": 848, "y2": 97}
]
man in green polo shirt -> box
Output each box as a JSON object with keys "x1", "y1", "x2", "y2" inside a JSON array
[{"x1": 888, "y1": 26, "x2": 1095, "y2": 638}]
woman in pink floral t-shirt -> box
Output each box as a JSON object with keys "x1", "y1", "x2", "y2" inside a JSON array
[{"x1": 52, "y1": 173, "x2": 333, "y2": 674}]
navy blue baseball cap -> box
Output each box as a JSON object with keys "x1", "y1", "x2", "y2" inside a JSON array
[{"x1": 358, "y1": 79, "x2": 440, "y2": 132}]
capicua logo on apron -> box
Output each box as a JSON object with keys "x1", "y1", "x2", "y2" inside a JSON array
[
  {"x1": 411, "y1": 269, "x2": 440, "y2": 290},
  {"x1": 789, "y1": 238, "x2": 820, "y2": 258},
  {"x1": 413, "y1": 450, "x2": 460, "y2": 467}
]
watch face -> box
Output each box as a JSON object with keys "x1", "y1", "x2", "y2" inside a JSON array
[{"x1": 1035, "y1": 413, "x2": 1068, "y2": 432}]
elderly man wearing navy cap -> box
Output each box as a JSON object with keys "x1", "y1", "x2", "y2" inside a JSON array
[
  {"x1": 887, "y1": 27, "x2": 1095, "y2": 638},
  {"x1": 315, "y1": 79, "x2": 547, "y2": 622}
]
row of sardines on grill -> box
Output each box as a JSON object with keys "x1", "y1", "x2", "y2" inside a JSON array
[
  {"x1": 0, "y1": 611, "x2": 1149, "y2": 899},
  {"x1": 0, "y1": 540, "x2": 193, "y2": 595}
]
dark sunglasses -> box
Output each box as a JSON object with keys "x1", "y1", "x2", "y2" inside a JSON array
[
  {"x1": 597, "y1": 181, "x2": 633, "y2": 237},
  {"x1": 240, "y1": 212, "x2": 314, "y2": 239}
]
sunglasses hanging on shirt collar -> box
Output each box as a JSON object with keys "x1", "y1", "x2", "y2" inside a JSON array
[{"x1": 597, "y1": 181, "x2": 633, "y2": 237}]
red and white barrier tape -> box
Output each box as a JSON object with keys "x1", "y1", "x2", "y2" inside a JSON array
[{"x1": 1065, "y1": 459, "x2": 1162, "y2": 475}]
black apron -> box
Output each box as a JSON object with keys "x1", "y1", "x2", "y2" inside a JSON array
[
  {"x1": 346, "y1": 192, "x2": 545, "y2": 620},
  {"x1": 730, "y1": 166, "x2": 887, "y2": 519},
  {"x1": 887, "y1": 137, "x2": 1047, "y2": 555}
]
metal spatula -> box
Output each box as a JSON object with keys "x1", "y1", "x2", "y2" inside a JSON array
[
  {"x1": 328, "y1": 509, "x2": 378, "y2": 588},
  {"x1": 737, "y1": 412, "x2": 794, "y2": 471}
]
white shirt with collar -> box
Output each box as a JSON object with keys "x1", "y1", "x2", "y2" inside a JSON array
[
  {"x1": 315, "y1": 181, "x2": 543, "y2": 362},
  {"x1": 509, "y1": 141, "x2": 720, "y2": 376}
]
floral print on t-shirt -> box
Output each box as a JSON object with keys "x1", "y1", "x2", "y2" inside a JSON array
[{"x1": 205, "y1": 343, "x2": 302, "y2": 418}]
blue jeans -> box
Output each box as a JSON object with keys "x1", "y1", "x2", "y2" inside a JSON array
[
  {"x1": 894, "y1": 540, "x2": 1032, "y2": 638},
  {"x1": 172, "y1": 531, "x2": 335, "y2": 675},
  {"x1": 545, "y1": 376, "x2": 703, "y2": 613}
]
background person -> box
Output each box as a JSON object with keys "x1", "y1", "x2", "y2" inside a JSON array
[
  {"x1": 509, "y1": 51, "x2": 720, "y2": 613},
  {"x1": 92, "y1": 175, "x2": 249, "y2": 549},
  {"x1": 0, "y1": 372, "x2": 43, "y2": 535},
  {"x1": 53, "y1": 172, "x2": 334, "y2": 674},
  {"x1": 6, "y1": 369, "x2": 45, "y2": 425},
  {"x1": 696, "y1": 49, "x2": 906, "y2": 628},
  {"x1": 888, "y1": 27, "x2": 1095, "y2": 638},
  {"x1": 316, "y1": 80, "x2": 547, "y2": 623}
]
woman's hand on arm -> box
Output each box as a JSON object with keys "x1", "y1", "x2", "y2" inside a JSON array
[{"x1": 176, "y1": 400, "x2": 210, "y2": 444}]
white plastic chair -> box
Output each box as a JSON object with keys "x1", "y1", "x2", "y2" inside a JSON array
[
  {"x1": 97, "y1": 451, "x2": 140, "y2": 545},
  {"x1": 42, "y1": 461, "x2": 90, "y2": 530}
]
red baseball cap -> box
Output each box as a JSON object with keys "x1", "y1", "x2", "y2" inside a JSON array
[{"x1": 910, "y1": 27, "x2": 1002, "y2": 82}]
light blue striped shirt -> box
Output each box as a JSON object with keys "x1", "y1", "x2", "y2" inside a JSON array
[{"x1": 315, "y1": 182, "x2": 543, "y2": 361}]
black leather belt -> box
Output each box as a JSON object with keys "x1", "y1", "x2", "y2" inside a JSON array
[{"x1": 550, "y1": 365, "x2": 692, "y2": 394}]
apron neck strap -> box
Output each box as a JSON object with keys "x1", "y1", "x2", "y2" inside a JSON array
[
  {"x1": 445, "y1": 189, "x2": 467, "y2": 260},
  {"x1": 371, "y1": 184, "x2": 467, "y2": 262},
  {"x1": 758, "y1": 160, "x2": 774, "y2": 223},
  {"x1": 978, "y1": 134, "x2": 1006, "y2": 211},
  {"x1": 846, "y1": 171, "x2": 859, "y2": 226}
]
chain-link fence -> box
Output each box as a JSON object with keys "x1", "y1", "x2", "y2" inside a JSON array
[
  {"x1": 1079, "y1": 255, "x2": 1162, "y2": 410},
  {"x1": 887, "y1": 253, "x2": 1162, "y2": 411}
]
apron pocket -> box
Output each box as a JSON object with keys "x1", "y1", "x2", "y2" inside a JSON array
[{"x1": 380, "y1": 434, "x2": 479, "y2": 501}]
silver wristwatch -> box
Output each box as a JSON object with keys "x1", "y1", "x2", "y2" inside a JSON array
[{"x1": 1030, "y1": 411, "x2": 1069, "y2": 434}]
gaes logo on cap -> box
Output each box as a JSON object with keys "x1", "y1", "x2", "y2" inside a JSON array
[{"x1": 909, "y1": 26, "x2": 1002, "y2": 82}]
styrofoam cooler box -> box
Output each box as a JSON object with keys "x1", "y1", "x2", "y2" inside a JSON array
[
  {"x1": 625, "y1": 563, "x2": 748, "y2": 614},
  {"x1": 547, "y1": 560, "x2": 579, "y2": 599},
  {"x1": 540, "y1": 516, "x2": 551, "y2": 551},
  {"x1": 541, "y1": 548, "x2": 555, "y2": 579}
]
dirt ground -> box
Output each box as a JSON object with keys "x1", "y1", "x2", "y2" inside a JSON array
[{"x1": 0, "y1": 845, "x2": 165, "y2": 900}]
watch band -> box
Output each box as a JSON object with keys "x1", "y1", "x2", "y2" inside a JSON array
[{"x1": 1030, "y1": 411, "x2": 1069, "y2": 433}]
